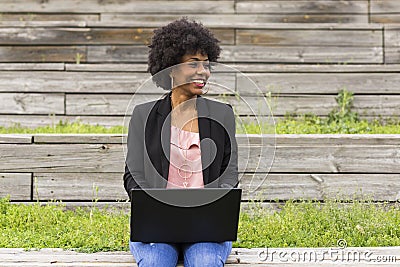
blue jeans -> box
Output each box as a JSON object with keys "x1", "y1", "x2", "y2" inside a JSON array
[{"x1": 129, "y1": 241, "x2": 232, "y2": 267}]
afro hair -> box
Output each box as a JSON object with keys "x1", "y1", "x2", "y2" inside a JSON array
[{"x1": 148, "y1": 17, "x2": 221, "y2": 90}]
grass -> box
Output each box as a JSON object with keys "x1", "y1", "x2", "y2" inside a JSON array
[
  {"x1": 1, "y1": 198, "x2": 399, "y2": 252},
  {"x1": 0, "y1": 121, "x2": 126, "y2": 134},
  {"x1": 1, "y1": 117, "x2": 399, "y2": 135}
]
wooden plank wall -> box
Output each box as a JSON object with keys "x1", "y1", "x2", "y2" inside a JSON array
[
  {"x1": 0, "y1": 1, "x2": 399, "y2": 127},
  {"x1": 0, "y1": 1, "x2": 398, "y2": 203},
  {"x1": 1, "y1": 134, "x2": 399, "y2": 203}
]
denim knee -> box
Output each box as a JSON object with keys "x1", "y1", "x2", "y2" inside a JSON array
[
  {"x1": 189, "y1": 253, "x2": 224, "y2": 267},
  {"x1": 129, "y1": 241, "x2": 178, "y2": 267}
]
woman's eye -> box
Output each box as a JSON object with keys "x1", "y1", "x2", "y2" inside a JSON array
[{"x1": 189, "y1": 62, "x2": 198, "y2": 68}]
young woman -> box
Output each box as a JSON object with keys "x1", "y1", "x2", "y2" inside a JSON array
[{"x1": 124, "y1": 18, "x2": 238, "y2": 267}]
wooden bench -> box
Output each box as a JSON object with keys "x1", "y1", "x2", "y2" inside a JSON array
[{"x1": 1, "y1": 247, "x2": 399, "y2": 266}]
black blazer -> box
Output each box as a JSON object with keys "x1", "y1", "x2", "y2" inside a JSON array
[{"x1": 123, "y1": 93, "x2": 238, "y2": 195}]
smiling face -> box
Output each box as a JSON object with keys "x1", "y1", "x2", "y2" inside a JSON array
[{"x1": 170, "y1": 52, "x2": 211, "y2": 98}]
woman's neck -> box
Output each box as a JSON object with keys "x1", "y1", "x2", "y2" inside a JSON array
[{"x1": 170, "y1": 90, "x2": 197, "y2": 110}]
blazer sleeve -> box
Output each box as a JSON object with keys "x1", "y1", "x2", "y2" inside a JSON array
[
  {"x1": 219, "y1": 104, "x2": 239, "y2": 188},
  {"x1": 123, "y1": 105, "x2": 150, "y2": 196}
]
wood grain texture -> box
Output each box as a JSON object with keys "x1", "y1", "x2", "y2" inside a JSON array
[
  {"x1": 64, "y1": 94, "x2": 400, "y2": 116},
  {"x1": 0, "y1": 93, "x2": 64, "y2": 114},
  {"x1": 31, "y1": 172, "x2": 400, "y2": 201},
  {"x1": 0, "y1": 135, "x2": 32, "y2": 144},
  {"x1": 0, "y1": 63, "x2": 64, "y2": 71},
  {"x1": 371, "y1": 0, "x2": 400, "y2": 13},
  {"x1": 64, "y1": 63, "x2": 400, "y2": 73},
  {"x1": 241, "y1": 173, "x2": 400, "y2": 201},
  {"x1": 220, "y1": 45, "x2": 383, "y2": 64},
  {"x1": 236, "y1": 1, "x2": 368, "y2": 14},
  {"x1": 0, "y1": 247, "x2": 398, "y2": 266},
  {"x1": 0, "y1": 143, "x2": 125, "y2": 173},
  {"x1": 86, "y1": 45, "x2": 383, "y2": 64},
  {"x1": 2, "y1": 71, "x2": 400, "y2": 94},
  {"x1": 1, "y1": 141, "x2": 399, "y2": 173},
  {"x1": 87, "y1": 45, "x2": 147, "y2": 63},
  {"x1": 33, "y1": 134, "x2": 125, "y2": 144},
  {"x1": 0, "y1": 46, "x2": 86, "y2": 63},
  {"x1": 97, "y1": 14, "x2": 375, "y2": 28},
  {"x1": 0, "y1": 0, "x2": 234, "y2": 13},
  {"x1": 236, "y1": 29, "x2": 381, "y2": 46},
  {"x1": 65, "y1": 63, "x2": 147, "y2": 72},
  {"x1": 33, "y1": 172, "x2": 126, "y2": 200},
  {"x1": 0, "y1": 28, "x2": 233, "y2": 45},
  {"x1": 233, "y1": 14, "x2": 368, "y2": 24},
  {"x1": 0, "y1": 173, "x2": 31, "y2": 200},
  {"x1": 237, "y1": 73, "x2": 400, "y2": 94},
  {"x1": 385, "y1": 26, "x2": 400, "y2": 50},
  {"x1": 385, "y1": 25, "x2": 400, "y2": 64},
  {"x1": 0, "y1": 71, "x2": 153, "y2": 93},
  {"x1": 0, "y1": 13, "x2": 99, "y2": 21},
  {"x1": 385, "y1": 47, "x2": 400, "y2": 64},
  {"x1": 0, "y1": 21, "x2": 87, "y2": 27},
  {"x1": 0, "y1": 71, "x2": 234, "y2": 93},
  {"x1": 0, "y1": 115, "x2": 126, "y2": 128},
  {"x1": 20, "y1": 134, "x2": 400, "y2": 146},
  {"x1": 371, "y1": 14, "x2": 400, "y2": 23}
]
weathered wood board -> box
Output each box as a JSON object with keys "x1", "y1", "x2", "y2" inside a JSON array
[
  {"x1": 0, "y1": 115, "x2": 126, "y2": 128},
  {"x1": 371, "y1": 14, "x2": 400, "y2": 23},
  {"x1": 0, "y1": 46, "x2": 86, "y2": 63},
  {"x1": 220, "y1": 45, "x2": 383, "y2": 64},
  {"x1": 86, "y1": 45, "x2": 383, "y2": 64},
  {"x1": 0, "y1": 93, "x2": 64, "y2": 114},
  {"x1": 0, "y1": 173, "x2": 31, "y2": 200},
  {"x1": 384, "y1": 26, "x2": 400, "y2": 64},
  {"x1": 237, "y1": 73, "x2": 400, "y2": 94},
  {"x1": 371, "y1": 0, "x2": 400, "y2": 13},
  {"x1": 0, "y1": 142, "x2": 399, "y2": 173},
  {"x1": 236, "y1": 29, "x2": 381, "y2": 46},
  {"x1": 0, "y1": 13, "x2": 99, "y2": 21},
  {"x1": 96, "y1": 14, "x2": 371, "y2": 27},
  {"x1": 64, "y1": 93, "x2": 400, "y2": 116},
  {"x1": 64, "y1": 63, "x2": 400, "y2": 73},
  {"x1": 0, "y1": 247, "x2": 399, "y2": 266},
  {"x1": 0, "y1": 63, "x2": 64, "y2": 71},
  {"x1": 236, "y1": 1, "x2": 368, "y2": 14},
  {"x1": 4, "y1": 71, "x2": 400, "y2": 94},
  {"x1": 33, "y1": 172, "x2": 127, "y2": 201},
  {"x1": 0, "y1": 28, "x2": 234, "y2": 45},
  {"x1": 32, "y1": 172, "x2": 400, "y2": 202},
  {"x1": 0, "y1": 1, "x2": 235, "y2": 13}
]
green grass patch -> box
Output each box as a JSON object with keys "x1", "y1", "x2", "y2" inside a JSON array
[
  {"x1": 0, "y1": 121, "x2": 125, "y2": 134},
  {"x1": 2, "y1": 116, "x2": 399, "y2": 135},
  {"x1": 1, "y1": 198, "x2": 399, "y2": 251}
]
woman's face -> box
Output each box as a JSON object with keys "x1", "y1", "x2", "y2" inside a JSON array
[{"x1": 170, "y1": 52, "x2": 211, "y2": 97}]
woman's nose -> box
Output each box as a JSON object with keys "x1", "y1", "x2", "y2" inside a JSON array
[{"x1": 196, "y1": 63, "x2": 207, "y2": 74}]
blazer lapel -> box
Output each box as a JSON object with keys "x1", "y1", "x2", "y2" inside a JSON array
[
  {"x1": 157, "y1": 94, "x2": 172, "y2": 186},
  {"x1": 197, "y1": 96, "x2": 211, "y2": 185}
]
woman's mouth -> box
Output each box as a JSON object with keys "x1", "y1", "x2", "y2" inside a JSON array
[{"x1": 191, "y1": 79, "x2": 205, "y2": 88}]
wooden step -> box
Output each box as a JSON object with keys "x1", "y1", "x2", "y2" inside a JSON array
[{"x1": 0, "y1": 247, "x2": 398, "y2": 266}]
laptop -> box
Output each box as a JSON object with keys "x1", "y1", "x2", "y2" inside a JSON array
[{"x1": 130, "y1": 188, "x2": 242, "y2": 243}]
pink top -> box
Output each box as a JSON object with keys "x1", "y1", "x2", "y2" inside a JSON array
[{"x1": 167, "y1": 125, "x2": 204, "y2": 189}]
